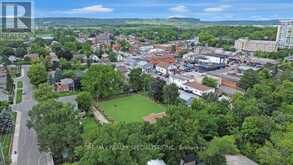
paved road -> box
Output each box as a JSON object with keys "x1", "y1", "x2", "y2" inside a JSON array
[{"x1": 11, "y1": 65, "x2": 53, "y2": 165}]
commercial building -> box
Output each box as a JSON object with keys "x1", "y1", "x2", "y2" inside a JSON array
[
  {"x1": 183, "y1": 53, "x2": 228, "y2": 65},
  {"x1": 276, "y1": 20, "x2": 293, "y2": 48},
  {"x1": 234, "y1": 38, "x2": 277, "y2": 52}
]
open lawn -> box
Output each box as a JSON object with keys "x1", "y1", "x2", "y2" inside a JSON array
[{"x1": 100, "y1": 94, "x2": 166, "y2": 123}]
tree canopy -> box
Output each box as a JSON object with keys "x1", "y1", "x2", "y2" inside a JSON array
[{"x1": 81, "y1": 65, "x2": 123, "y2": 98}]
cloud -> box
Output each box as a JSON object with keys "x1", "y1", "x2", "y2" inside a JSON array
[
  {"x1": 68, "y1": 5, "x2": 113, "y2": 14},
  {"x1": 169, "y1": 5, "x2": 189, "y2": 13},
  {"x1": 204, "y1": 5, "x2": 231, "y2": 12}
]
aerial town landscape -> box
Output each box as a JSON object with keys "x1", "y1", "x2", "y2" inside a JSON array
[{"x1": 0, "y1": 0, "x2": 293, "y2": 165}]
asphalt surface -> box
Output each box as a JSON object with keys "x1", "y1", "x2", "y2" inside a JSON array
[{"x1": 12, "y1": 65, "x2": 53, "y2": 165}]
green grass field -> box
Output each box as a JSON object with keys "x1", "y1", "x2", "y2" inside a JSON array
[{"x1": 100, "y1": 95, "x2": 166, "y2": 123}]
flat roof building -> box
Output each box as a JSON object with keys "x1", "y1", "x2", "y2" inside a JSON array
[{"x1": 235, "y1": 38, "x2": 277, "y2": 52}]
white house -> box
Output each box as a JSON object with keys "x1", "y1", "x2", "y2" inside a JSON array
[
  {"x1": 155, "y1": 63, "x2": 176, "y2": 75},
  {"x1": 182, "y1": 81, "x2": 215, "y2": 96},
  {"x1": 168, "y1": 74, "x2": 194, "y2": 89}
]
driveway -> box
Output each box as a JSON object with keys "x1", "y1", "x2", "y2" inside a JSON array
[{"x1": 11, "y1": 65, "x2": 53, "y2": 165}]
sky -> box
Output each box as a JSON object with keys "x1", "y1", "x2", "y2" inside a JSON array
[{"x1": 30, "y1": 0, "x2": 293, "y2": 20}]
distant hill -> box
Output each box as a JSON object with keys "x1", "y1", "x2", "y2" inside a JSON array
[
  {"x1": 202, "y1": 20, "x2": 280, "y2": 26},
  {"x1": 34, "y1": 17, "x2": 280, "y2": 27},
  {"x1": 168, "y1": 17, "x2": 201, "y2": 23}
]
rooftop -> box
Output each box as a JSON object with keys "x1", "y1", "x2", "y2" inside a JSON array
[
  {"x1": 170, "y1": 74, "x2": 193, "y2": 81},
  {"x1": 148, "y1": 56, "x2": 176, "y2": 65},
  {"x1": 184, "y1": 81, "x2": 212, "y2": 91},
  {"x1": 157, "y1": 62, "x2": 171, "y2": 69},
  {"x1": 60, "y1": 78, "x2": 74, "y2": 85}
]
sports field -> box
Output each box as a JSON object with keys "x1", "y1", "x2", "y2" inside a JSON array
[{"x1": 100, "y1": 94, "x2": 166, "y2": 123}]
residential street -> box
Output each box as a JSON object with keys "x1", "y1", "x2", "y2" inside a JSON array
[{"x1": 11, "y1": 65, "x2": 53, "y2": 165}]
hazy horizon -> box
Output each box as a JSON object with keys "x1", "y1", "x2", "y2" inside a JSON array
[{"x1": 26, "y1": 0, "x2": 293, "y2": 21}]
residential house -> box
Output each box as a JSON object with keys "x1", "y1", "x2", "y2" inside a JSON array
[
  {"x1": 168, "y1": 74, "x2": 194, "y2": 89},
  {"x1": 136, "y1": 61, "x2": 153, "y2": 72},
  {"x1": 55, "y1": 78, "x2": 75, "y2": 92},
  {"x1": 182, "y1": 81, "x2": 215, "y2": 96},
  {"x1": 155, "y1": 62, "x2": 176, "y2": 75}
]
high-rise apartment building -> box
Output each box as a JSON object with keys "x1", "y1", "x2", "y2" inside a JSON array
[{"x1": 276, "y1": 20, "x2": 293, "y2": 48}]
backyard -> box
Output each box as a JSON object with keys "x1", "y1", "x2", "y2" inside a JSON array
[{"x1": 99, "y1": 94, "x2": 166, "y2": 123}]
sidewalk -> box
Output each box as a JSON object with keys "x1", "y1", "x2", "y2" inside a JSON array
[
  {"x1": 92, "y1": 106, "x2": 109, "y2": 124},
  {"x1": 11, "y1": 68, "x2": 24, "y2": 165},
  {"x1": 11, "y1": 111, "x2": 21, "y2": 165}
]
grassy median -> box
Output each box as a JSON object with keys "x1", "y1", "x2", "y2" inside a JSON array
[{"x1": 16, "y1": 81, "x2": 23, "y2": 104}]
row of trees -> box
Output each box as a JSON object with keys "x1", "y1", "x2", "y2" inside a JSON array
[
  {"x1": 255, "y1": 48, "x2": 293, "y2": 60},
  {"x1": 0, "y1": 101, "x2": 13, "y2": 135},
  {"x1": 114, "y1": 26, "x2": 276, "y2": 49}
]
